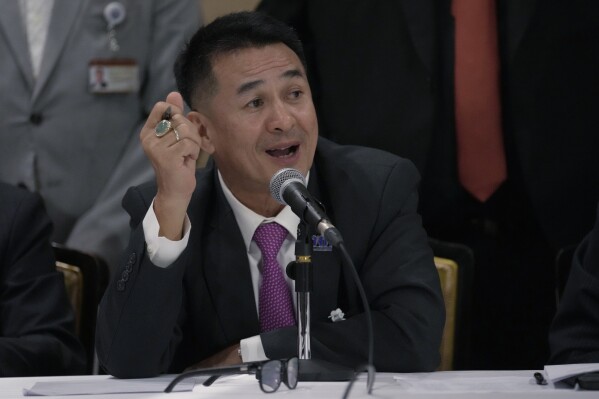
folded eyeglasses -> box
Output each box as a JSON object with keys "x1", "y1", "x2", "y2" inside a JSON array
[{"x1": 165, "y1": 357, "x2": 299, "y2": 394}]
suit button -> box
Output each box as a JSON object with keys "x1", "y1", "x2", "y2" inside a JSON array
[{"x1": 30, "y1": 113, "x2": 43, "y2": 125}]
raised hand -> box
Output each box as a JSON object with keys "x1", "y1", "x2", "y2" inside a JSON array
[{"x1": 140, "y1": 92, "x2": 202, "y2": 240}]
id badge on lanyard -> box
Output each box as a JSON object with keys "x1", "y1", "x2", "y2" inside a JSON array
[{"x1": 88, "y1": 1, "x2": 139, "y2": 94}]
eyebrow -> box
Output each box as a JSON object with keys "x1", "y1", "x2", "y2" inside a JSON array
[{"x1": 236, "y1": 69, "x2": 305, "y2": 95}]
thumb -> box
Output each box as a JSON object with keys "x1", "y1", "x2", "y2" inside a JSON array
[{"x1": 165, "y1": 91, "x2": 185, "y2": 110}]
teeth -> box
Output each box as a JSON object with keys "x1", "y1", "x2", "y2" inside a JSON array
[{"x1": 267, "y1": 145, "x2": 297, "y2": 157}]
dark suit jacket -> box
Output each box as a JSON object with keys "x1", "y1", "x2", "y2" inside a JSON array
[
  {"x1": 96, "y1": 138, "x2": 445, "y2": 378},
  {"x1": 0, "y1": 183, "x2": 85, "y2": 376},
  {"x1": 257, "y1": 0, "x2": 599, "y2": 248},
  {"x1": 549, "y1": 202, "x2": 599, "y2": 364}
]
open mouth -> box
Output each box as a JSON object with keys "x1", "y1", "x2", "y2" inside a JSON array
[{"x1": 266, "y1": 144, "x2": 299, "y2": 158}]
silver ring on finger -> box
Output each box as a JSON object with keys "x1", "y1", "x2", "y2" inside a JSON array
[
  {"x1": 155, "y1": 119, "x2": 172, "y2": 138},
  {"x1": 174, "y1": 127, "x2": 180, "y2": 142}
]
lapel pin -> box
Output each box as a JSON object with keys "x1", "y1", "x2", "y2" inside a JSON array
[
  {"x1": 329, "y1": 308, "x2": 345, "y2": 322},
  {"x1": 312, "y1": 234, "x2": 333, "y2": 252}
]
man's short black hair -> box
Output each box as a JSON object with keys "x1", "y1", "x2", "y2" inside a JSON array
[{"x1": 174, "y1": 11, "x2": 307, "y2": 110}]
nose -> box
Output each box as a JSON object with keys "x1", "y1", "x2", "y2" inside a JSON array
[{"x1": 266, "y1": 99, "x2": 295, "y2": 134}]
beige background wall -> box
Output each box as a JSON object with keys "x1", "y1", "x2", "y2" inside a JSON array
[{"x1": 200, "y1": 0, "x2": 261, "y2": 23}]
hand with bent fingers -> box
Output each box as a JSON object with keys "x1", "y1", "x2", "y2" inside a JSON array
[{"x1": 140, "y1": 91, "x2": 202, "y2": 240}]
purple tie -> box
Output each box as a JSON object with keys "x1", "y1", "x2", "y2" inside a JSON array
[{"x1": 254, "y1": 222, "x2": 296, "y2": 332}]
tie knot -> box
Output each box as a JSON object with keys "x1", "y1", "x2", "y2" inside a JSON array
[{"x1": 253, "y1": 222, "x2": 288, "y2": 260}]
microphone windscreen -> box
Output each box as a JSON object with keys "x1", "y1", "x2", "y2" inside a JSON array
[{"x1": 269, "y1": 168, "x2": 305, "y2": 205}]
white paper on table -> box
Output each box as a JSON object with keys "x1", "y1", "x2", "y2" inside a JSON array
[
  {"x1": 22, "y1": 376, "x2": 197, "y2": 396},
  {"x1": 391, "y1": 370, "x2": 551, "y2": 393},
  {"x1": 544, "y1": 363, "x2": 599, "y2": 383}
]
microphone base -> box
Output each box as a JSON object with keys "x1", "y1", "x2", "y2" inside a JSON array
[{"x1": 298, "y1": 358, "x2": 354, "y2": 381}]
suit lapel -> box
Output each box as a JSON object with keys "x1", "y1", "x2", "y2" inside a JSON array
[
  {"x1": 306, "y1": 166, "x2": 343, "y2": 321},
  {"x1": 504, "y1": 0, "x2": 537, "y2": 65},
  {"x1": 0, "y1": 2, "x2": 35, "y2": 91},
  {"x1": 399, "y1": 0, "x2": 436, "y2": 74},
  {"x1": 199, "y1": 164, "x2": 344, "y2": 334},
  {"x1": 32, "y1": 0, "x2": 85, "y2": 102},
  {"x1": 202, "y1": 175, "x2": 260, "y2": 341}
]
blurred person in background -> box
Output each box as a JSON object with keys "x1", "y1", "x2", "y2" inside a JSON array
[
  {"x1": 0, "y1": 182, "x2": 85, "y2": 376},
  {"x1": 0, "y1": 0, "x2": 201, "y2": 273},
  {"x1": 550, "y1": 202, "x2": 599, "y2": 365},
  {"x1": 258, "y1": 0, "x2": 599, "y2": 369}
]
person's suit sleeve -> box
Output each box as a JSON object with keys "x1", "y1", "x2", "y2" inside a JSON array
[
  {"x1": 96, "y1": 186, "x2": 190, "y2": 378},
  {"x1": 65, "y1": 0, "x2": 201, "y2": 270},
  {"x1": 549, "y1": 203, "x2": 599, "y2": 364},
  {"x1": 261, "y1": 158, "x2": 445, "y2": 372},
  {"x1": 0, "y1": 189, "x2": 86, "y2": 376}
]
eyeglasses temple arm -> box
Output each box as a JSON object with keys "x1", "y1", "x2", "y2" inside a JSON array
[
  {"x1": 202, "y1": 375, "x2": 220, "y2": 386},
  {"x1": 164, "y1": 364, "x2": 257, "y2": 393}
]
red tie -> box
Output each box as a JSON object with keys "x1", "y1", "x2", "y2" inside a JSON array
[{"x1": 453, "y1": 0, "x2": 507, "y2": 202}]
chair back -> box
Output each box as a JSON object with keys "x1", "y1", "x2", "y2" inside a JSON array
[
  {"x1": 434, "y1": 256, "x2": 458, "y2": 371},
  {"x1": 53, "y1": 243, "x2": 110, "y2": 374},
  {"x1": 429, "y1": 238, "x2": 474, "y2": 370},
  {"x1": 56, "y1": 262, "x2": 84, "y2": 334}
]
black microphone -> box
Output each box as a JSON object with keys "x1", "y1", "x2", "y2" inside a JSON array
[{"x1": 269, "y1": 168, "x2": 344, "y2": 247}]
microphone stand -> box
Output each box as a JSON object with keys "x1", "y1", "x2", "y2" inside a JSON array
[{"x1": 286, "y1": 221, "x2": 353, "y2": 381}]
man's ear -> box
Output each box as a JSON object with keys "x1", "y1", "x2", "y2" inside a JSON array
[{"x1": 188, "y1": 111, "x2": 215, "y2": 154}]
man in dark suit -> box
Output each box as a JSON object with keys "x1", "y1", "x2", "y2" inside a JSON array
[
  {"x1": 257, "y1": 0, "x2": 599, "y2": 369},
  {"x1": 96, "y1": 12, "x2": 445, "y2": 378},
  {"x1": 0, "y1": 183, "x2": 85, "y2": 376},
  {"x1": 549, "y1": 203, "x2": 599, "y2": 364}
]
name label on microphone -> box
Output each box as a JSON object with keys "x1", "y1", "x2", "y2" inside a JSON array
[{"x1": 312, "y1": 235, "x2": 332, "y2": 252}]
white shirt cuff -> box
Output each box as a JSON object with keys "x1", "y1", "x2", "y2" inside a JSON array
[
  {"x1": 240, "y1": 335, "x2": 268, "y2": 363},
  {"x1": 142, "y1": 198, "x2": 191, "y2": 268}
]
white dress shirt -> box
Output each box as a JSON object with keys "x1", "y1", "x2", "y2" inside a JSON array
[
  {"x1": 142, "y1": 171, "x2": 304, "y2": 362},
  {"x1": 19, "y1": 0, "x2": 54, "y2": 78}
]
